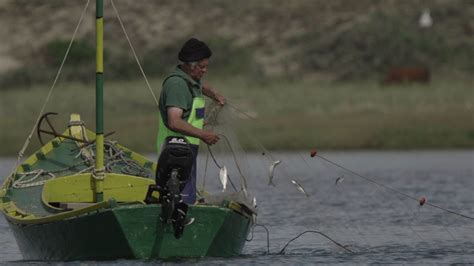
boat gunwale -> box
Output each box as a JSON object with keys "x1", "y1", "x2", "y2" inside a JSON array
[
  {"x1": 2, "y1": 200, "x2": 254, "y2": 226},
  {"x1": 1, "y1": 200, "x2": 111, "y2": 225},
  {"x1": 0, "y1": 121, "x2": 160, "y2": 223}
]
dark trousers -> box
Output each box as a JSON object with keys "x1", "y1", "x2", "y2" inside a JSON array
[{"x1": 181, "y1": 144, "x2": 199, "y2": 204}]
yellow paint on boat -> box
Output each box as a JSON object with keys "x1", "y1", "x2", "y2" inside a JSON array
[
  {"x1": 8, "y1": 116, "x2": 156, "y2": 186},
  {"x1": 0, "y1": 113, "x2": 159, "y2": 225},
  {"x1": 1, "y1": 200, "x2": 112, "y2": 225},
  {"x1": 68, "y1": 114, "x2": 88, "y2": 141},
  {"x1": 42, "y1": 173, "x2": 154, "y2": 203}
]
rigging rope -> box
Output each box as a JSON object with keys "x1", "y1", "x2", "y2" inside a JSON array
[
  {"x1": 110, "y1": 0, "x2": 160, "y2": 108},
  {"x1": 3, "y1": 0, "x2": 91, "y2": 191}
]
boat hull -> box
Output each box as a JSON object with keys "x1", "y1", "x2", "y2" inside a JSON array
[{"x1": 7, "y1": 204, "x2": 253, "y2": 260}]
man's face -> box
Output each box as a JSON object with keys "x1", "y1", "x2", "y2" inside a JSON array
[{"x1": 188, "y1": 58, "x2": 209, "y2": 81}]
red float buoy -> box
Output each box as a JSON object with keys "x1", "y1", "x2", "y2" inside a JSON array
[{"x1": 419, "y1": 197, "x2": 426, "y2": 206}]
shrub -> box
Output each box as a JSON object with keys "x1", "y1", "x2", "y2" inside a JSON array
[{"x1": 45, "y1": 39, "x2": 95, "y2": 66}]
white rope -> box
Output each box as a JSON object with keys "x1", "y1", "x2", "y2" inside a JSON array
[
  {"x1": 110, "y1": 0, "x2": 160, "y2": 108},
  {"x1": 12, "y1": 170, "x2": 56, "y2": 189},
  {"x1": 11, "y1": 140, "x2": 152, "y2": 188},
  {"x1": 3, "y1": 0, "x2": 91, "y2": 190}
]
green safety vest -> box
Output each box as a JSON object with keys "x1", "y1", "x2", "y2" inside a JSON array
[{"x1": 156, "y1": 77, "x2": 205, "y2": 152}]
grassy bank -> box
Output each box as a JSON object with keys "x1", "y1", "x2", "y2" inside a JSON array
[{"x1": 0, "y1": 75, "x2": 473, "y2": 156}]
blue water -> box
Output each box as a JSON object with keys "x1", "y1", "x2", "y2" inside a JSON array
[{"x1": 1, "y1": 151, "x2": 473, "y2": 264}]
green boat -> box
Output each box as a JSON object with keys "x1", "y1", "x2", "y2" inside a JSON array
[{"x1": 0, "y1": 0, "x2": 256, "y2": 261}]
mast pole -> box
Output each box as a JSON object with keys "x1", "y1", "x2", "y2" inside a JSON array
[{"x1": 94, "y1": 0, "x2": 105, "y2": 202}]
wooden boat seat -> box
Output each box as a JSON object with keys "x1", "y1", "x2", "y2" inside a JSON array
[{"x1": 42, "y1": 173, "x2": 155, "y2": 207}]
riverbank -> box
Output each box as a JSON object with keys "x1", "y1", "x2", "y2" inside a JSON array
[{"x1": 0, "y1": 75, "x2": 472, "y2": 156}]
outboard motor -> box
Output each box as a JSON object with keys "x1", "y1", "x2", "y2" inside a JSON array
[{"x1": 155, "y1": 136, "x2": 194, "y2": 238}]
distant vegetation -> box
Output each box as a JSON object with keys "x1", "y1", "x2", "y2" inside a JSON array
[
  {"x1": 0, "y1": 36, "x2": 256, "y2": 88},
  {"x1": 0, "y1": 0, "x2": 472, "y2": 88},
  {"x1": 0, "y1": 1, "x2": 472, "y2": 154},
  {"x1": 0, "y1": 75, "x2": 472, "y2": 155}
]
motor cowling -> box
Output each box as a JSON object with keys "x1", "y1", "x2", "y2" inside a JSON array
[
  {"x1": 155, "y1": 136, "x2": 194, "y2": 187},
  {"x1": 155, "y1": 136, "x2": 195, "y2": 238}
]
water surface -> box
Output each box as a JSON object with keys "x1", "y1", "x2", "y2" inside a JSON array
[{"x1": 1, "y1": 151, "x2": 473, "y2": 264}]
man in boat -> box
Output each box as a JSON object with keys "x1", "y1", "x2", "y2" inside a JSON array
[{"x1": 156, "y1": 38, "x2": 225, "y2": 234}]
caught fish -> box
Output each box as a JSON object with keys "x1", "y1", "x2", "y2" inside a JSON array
[
  {"x1": 267, "y1": 160, "x2": 281, "y2": 186},
  {"x1": 219, "y1": 166, "x2": 227, "y2": 192},
  {"x1": 291, "y1": 179, "x2": 308, "y2": 197},
  {"x1": 242, "y1": 187, "x2": 249, "y2": 199},
  {"x1": 335, "y1": 175, "x2": 345, "y2": 185},
  {"x1": 253, "y1": 196, "x2": 257, "y2": 208}
]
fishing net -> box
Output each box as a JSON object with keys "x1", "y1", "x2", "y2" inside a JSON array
[
  {"x1": 197, "y1": 100, "x2": 474, "y2": 256},
  {"x1": 198, "y1": 101, "x2": 255, "y2": 193},
  {"x1": 199, "y1": 101, "x2": 310, "y2": 198}
]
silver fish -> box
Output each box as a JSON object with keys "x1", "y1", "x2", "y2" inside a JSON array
[
  {"x1": 335, "y1": 175, "x2": 345, "y2": 185},
  {"x1": 291, "y1": 179, "x2": 308, "y2": 197},
  {"x1": 219, "y1": 166, "x2": 227, "y2": 192},
  {"x1": 242, "y1": 187, "x2": 249, "y2": 200},
  {"x1": 268, "y1": 160, "x2": 281, "y2": 186},
  {"x1": 253, "y1": 196, "x2": 257, "y2": 208}
]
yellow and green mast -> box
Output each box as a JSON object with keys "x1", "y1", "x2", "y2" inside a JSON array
[{"x1": 94, "y1": 0, "x2": 105, "y2": 202}]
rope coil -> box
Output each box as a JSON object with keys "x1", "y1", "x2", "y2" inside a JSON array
[
  {"x1": 92, "y1": 168, "x2": 106, "y2": 180},
  {"x1": 11, "y1": 140, "x2": 152, "y2": 189},
  {"x1": 12, "y1": 170, "x2": 56, "y2": 189}
]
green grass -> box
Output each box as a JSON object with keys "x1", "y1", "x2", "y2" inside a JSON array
[
  {"x1": 212, "y1": 75, "x2": 474, "y2": 150},
  {"x1": 0, "y1": 75, "x2": 473, "y2": 156}
]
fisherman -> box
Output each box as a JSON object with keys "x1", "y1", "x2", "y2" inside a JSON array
[{"x1": 157, "y1": 37, "x2": 225, "y2": 205}]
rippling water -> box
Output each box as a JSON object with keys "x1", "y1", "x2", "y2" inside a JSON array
[{"x1": 1, "y1": 151, "x2": 473, "y2": 264}]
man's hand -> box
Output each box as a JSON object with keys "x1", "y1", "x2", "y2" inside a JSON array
[
  {"x1": 200, "y1": 130, "x2": 220, "y2": 145},
  {"x1": 214, "y1": 92, "x2": 226, "y2": 106},
  {"x1": 167, "y1": 107, "x2": 220, "y2": 145},
  {"x1": 203, "y1": 82, "x2": 226, "y2": 106}
]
